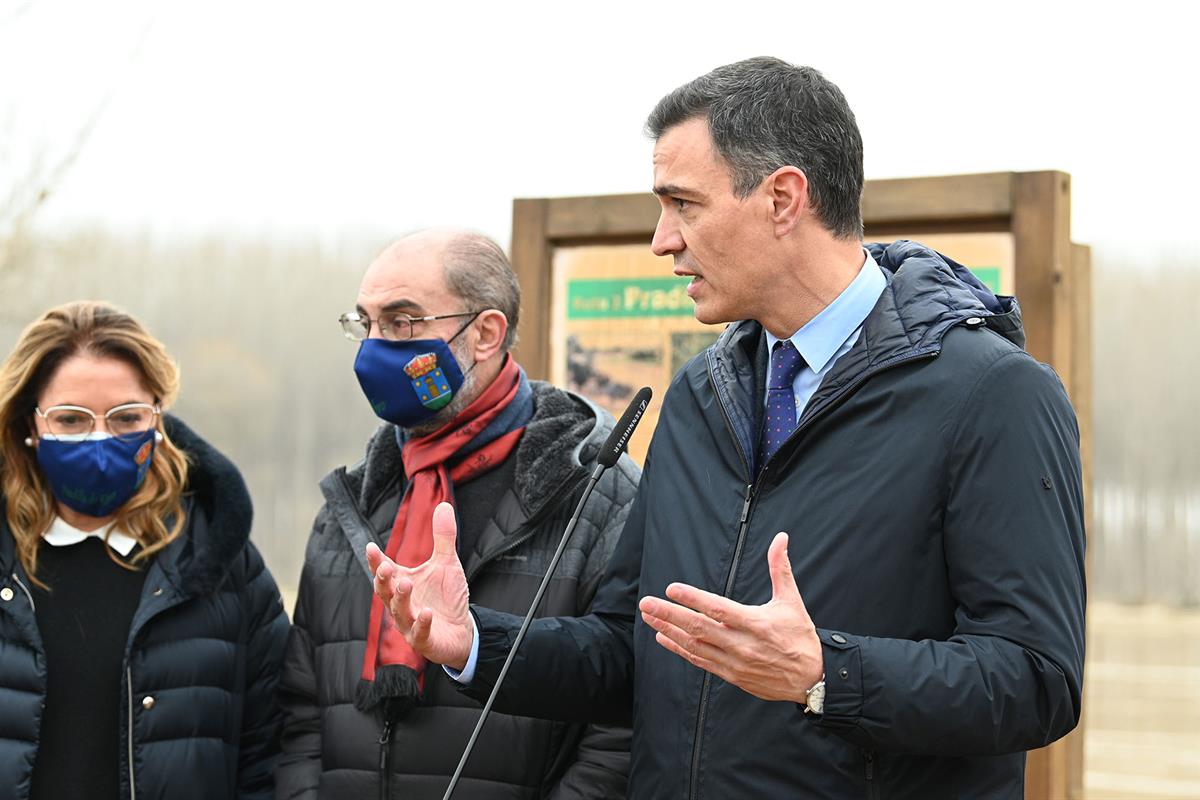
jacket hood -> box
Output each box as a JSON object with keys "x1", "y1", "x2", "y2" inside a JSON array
[
  {"x1": 869, "y1": 239, "x2": 1024, "y2": 351},
  {"x1": 345, "y1": 380, "x2": 613, "y2": 522},
  {"x1": 0, "y1": 415, "x2": 252, "y2": 595},
  {"x1": 159, "y1": 415, "x2": 254, "y2": 596}
]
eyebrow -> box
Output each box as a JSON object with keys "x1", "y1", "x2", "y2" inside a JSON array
[
  {"x1": 652, "y1": 183, "x2": 694, "y2": 198},
  {"x1": 357, "y1": 298, "x2": 428, "y2": 316}
]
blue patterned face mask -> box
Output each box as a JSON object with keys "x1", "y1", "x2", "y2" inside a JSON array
[
  {"x1": 353, "y1": 336, "x2": 468, "y2": 429},
  {"x1": 36, "y1": 429, "x2": 157, "y2": 518}
]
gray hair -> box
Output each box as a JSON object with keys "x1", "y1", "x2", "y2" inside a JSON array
[
  {"x1": 443, "y1": 233, "x2": 521, "y2": 351},
  {"x1": 646, "y1": 56, "x2": 864, "y2": 240}
]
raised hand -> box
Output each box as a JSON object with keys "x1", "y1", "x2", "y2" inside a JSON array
[
  {"x1": 637, "y1": 531, "x2": 824, "y2": 702},
  {"x1": 366, "y1": 501, "x2": 474, "y2": 670}
]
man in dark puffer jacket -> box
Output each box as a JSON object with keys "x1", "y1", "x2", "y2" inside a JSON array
[
  {"x1": 0, "y1": 416, "x2": 289, "y2": 800},
  {"x1": 276, "y1": 230, "x2": 636, "y2": 799}
]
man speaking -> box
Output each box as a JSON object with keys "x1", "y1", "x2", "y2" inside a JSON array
[{"x1": 368, "y1": 59, "x2": 1086, "y2": 799}]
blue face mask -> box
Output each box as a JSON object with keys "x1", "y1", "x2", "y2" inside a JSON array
[
  {"x1": 353, "y1": 337, "x2": 468, "y2": 428},
  {"x1": 36, "y1": 428, "x2": 158, "y2": 518}
]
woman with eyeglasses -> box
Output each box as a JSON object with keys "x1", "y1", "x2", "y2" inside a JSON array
[{"x1": 0, "y1": 301, "x2": 289, "y2": 800}]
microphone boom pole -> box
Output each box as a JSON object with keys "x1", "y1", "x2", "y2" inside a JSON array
[{"x1": 442, "y1": 386, "x2": 653, "y2": 800}]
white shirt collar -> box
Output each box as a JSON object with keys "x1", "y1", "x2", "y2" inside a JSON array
[
  {"x1": 43, "y1": 517, "x2": 139, "y2": 557},
  {"x1": 764, "y1": 250, "x2": 886, "y2": 374}
]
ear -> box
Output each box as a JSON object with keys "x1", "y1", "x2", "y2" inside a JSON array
[
  {"x1": 470, "y1": 309, "x2": 509, "y2": 363},
  {"x1": 766, "y1": 166, "x2": 809, "y2": 237}
]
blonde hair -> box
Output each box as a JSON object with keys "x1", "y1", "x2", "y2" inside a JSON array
[{"x1": 0, "y1": 301, "x2": 189, "y2": 585}]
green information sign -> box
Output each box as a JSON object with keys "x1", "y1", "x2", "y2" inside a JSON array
[
  {"x1": 971, "y1": 267, "x2": 1002, "y2": 294},
  {"x1": 568, "y1": 267, "x2": 1004, "y2": 321},
  {"x1": 567, "y1": 278, "x2": 694, "y2": 319}
]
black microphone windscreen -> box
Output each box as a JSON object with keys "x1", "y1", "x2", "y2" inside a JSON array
[{"x1": 597, "y1": 387, "x2": 653, "y2": 468}]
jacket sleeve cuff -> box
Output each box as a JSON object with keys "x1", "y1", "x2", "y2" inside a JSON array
[
  {"x1": 443, "y1": 610, "x2": 481, "y2": 685},
  {"x1": 807, "y1": 628, "x2": 864, "y2": 730}
]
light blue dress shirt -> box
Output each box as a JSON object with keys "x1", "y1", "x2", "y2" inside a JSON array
[
  {"x1": 764, "y1": 251, "x2": 886, "y2": 418},
  {"x1": 449, "y1": 251, "x2": 887, "y2": 685}
]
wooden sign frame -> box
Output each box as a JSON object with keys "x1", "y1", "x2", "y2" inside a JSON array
[{"x1": 510, "y1": 171, "x2": 1091, "y2": 800}]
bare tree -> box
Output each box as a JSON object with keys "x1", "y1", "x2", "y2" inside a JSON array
[{"x1": 0, "y1": 3, "x2": 152, "y2": 269}]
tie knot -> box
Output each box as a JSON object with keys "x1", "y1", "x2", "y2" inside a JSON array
[{"x1": 768, "y1": 340, "x2": 805, "y2": 390}]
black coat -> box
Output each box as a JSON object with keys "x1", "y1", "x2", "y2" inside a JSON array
[
  {"x1": 276, "y1": 383, "x2": 638, "y2": 800},
  {"x1": 466, "y1": 241, "x2": 1087, "y2": 799},
  {"x1": 0, "y1": 417, "x2": 290, "y2": 800}
]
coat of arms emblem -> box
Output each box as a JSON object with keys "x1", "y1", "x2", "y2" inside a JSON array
[{"x1": 403, "y1": 353, "x2": 453, "y2": 411}]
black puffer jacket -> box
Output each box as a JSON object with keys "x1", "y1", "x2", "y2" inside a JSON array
[
  {"x1": 465, "y1": 242, "x2": 1087, "y2": 799},
  {"x1": 0, "y1": 416, "x2": 290, "y2": 800},
  {"x1": 276, "y1": 382, "x2": 638, "y2": 800}
]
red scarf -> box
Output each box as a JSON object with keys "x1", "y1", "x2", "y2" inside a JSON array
[{"x1": 361, "y1": 357, "x2": 525, "y2": 686}]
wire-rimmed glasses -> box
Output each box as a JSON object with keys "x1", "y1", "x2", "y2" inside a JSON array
[
  {"x1": 338, "y1": 310, "x2": 479, "y2": 342},
  {"x1": 35, "y1": 403, "x2": 161, "y2": 442}
]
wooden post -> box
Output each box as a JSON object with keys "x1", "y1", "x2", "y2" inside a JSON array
[{"x1": 510, "y1": 198, "x2": 552, "y2": 380}]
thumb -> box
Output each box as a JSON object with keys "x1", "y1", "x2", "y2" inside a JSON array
[
  {"x1": 365, "y1": 542, "x2": 386, "y2": 577},
  {"x1": 768, "y1": 532, "x2": 800, "y2": 600},
  {"x1": 431, "y1": 501, "x2": 459, "y2": 557}
]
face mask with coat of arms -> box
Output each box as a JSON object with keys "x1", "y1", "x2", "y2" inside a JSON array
[{"x1": 352, "y1": 336, "x2": 467, "y2": 429}]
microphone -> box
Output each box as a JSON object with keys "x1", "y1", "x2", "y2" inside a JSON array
[
  {"x1": 596, "y1": 386, "x2": 652, "y2": 468},
  {"x1": 442, "y1": 387, "x2": 653, "y2": 800}
]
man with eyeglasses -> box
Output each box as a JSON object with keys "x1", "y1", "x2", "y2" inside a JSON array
[{"x1": 275, "y1": 229, "x2": 635, "y2": 800}]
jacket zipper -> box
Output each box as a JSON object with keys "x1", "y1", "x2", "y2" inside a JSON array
[
  {"x1": 687, "y1": 359, "x2": 758, "y2": 800},
  {"x1": 687, "y1": 483, "x2": 753, "y2": 800},
  {"x1": 12, "y1": 573, "x2": 35, "y2": 612},
  {"x1": 126, "y1": 667, "x2": 136, "y2": 800},
  {"x1": 378, "y1": 719, "x2": 394, "y2": 800},
  {"x1": 685, "y1": 348, "x2": 938, "y2": 799},
  {"x1": 122, "y1": 586, "x2": 180, "y2": 800}
]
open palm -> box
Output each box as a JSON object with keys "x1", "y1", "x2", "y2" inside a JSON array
[{"x1": 366, "y1": 502, "x2": 474, "y2": 670}]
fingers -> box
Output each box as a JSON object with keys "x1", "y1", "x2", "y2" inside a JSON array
[
  {"x1": 431, "y1": 501, "x2": 459, "y2": 557},
  {"x1": 663, "y1": 582, "x2": 744, "y2": 625},
  {"x1": 640, "y1": 604, "x2": 725, "y2": 663},
  {"x1": 639, "y1": 595, "x2": 727, "y2": 643},
  {"x1": 410, "y1": 607, "x2": 434, "y2": 648},
  {"x1": 371, "y1": 551, "x2": 397, "y2": 602},
  {"x1": 653, "y1": 630, "x2": 722, "y2": 674},
  {"x1": 386, "y1": 575, "x2": 419, "y2": 631},
  {"x1": 767, "y1": 532, "x2": 799, "y2": 600}
]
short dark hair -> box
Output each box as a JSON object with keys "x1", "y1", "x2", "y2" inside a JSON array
[
  {"x1": 646, "y1": 56, "x2": 864, "y2": 240},
  {"x1": 443, "y1": 233, "x2": 521, "y2": 351}
]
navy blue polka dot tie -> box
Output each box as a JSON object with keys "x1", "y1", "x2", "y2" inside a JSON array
[{"x1": 760, "y1": 339, "x2": 806, "y2": 464}]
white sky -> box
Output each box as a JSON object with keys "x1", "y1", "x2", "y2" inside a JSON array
[{"x1": 3, "y1": 0, "x2": 1199, "y2": 253}]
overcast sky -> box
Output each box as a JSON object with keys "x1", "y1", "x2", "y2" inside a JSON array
[{"x1": 4, "y1": 0, "x2": 1198, "y2": 254}]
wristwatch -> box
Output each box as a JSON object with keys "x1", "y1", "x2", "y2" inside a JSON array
[{"x1": 804, "y1": 676, "x2": 826, "y2": 715}]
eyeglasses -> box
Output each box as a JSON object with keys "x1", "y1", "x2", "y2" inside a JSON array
[
  {"x1": 338, "y1": 310, "x2": 479, "y2": 342},
  {"x1": 35, "y1": 403, "x2": 160, "y2": 442}
]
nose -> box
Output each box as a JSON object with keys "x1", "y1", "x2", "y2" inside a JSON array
[{"x1": 651, "y1": 210, "x2": 684, "y2": 257}]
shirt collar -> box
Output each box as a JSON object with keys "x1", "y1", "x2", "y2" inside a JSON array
[
  {"x1": 43, "y1": 517, "x2": 139, "y2": 557},
  {"x1": 765, "y1": 250, "x2": 886, "y2": 374}
]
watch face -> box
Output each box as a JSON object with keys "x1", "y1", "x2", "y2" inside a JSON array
[{"x1": 808, "y1": 682, "x2": 826, "y2": 714}]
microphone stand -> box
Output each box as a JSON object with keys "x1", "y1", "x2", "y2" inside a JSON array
[
  {"x1": 442, "y1": 386, "x2": 651, "y2": 800},
  {"x1": 442, "y1": 462, "x2": 606, "y2": 800}
]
